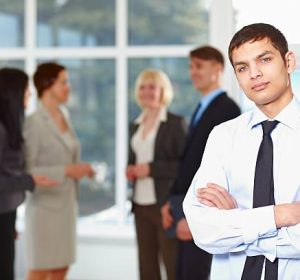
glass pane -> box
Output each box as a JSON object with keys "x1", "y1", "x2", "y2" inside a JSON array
[
  {"x1": 0, "y1": 0, "x2": 24, "y2": 47},
  {"x1": 38, "y1": 59, "x2": 116, "y2": 216},
  {"x1": 129, "y1": 0, "x2": 210, "y2": 45},
  {"x1": 128, "y1": 58, "x2": 199, "y2": 123},
  {"x1": 37, "y1": 0, "x2": 115, "y2": 47},
  {"x1": 0, "y1": 60, "x2": 24, "y2": 69}
]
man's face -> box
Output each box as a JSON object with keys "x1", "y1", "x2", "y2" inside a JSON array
[
  {"x1": 189, "y1": 57, "x2": 220, "y2": 94},
  {"x1": 231, "y1": 38, "x2": 295, "y2": 113}
]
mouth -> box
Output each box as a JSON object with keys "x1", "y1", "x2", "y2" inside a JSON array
[{"x1": 251, "y1": 82, "x2": 269, "y2": 91}]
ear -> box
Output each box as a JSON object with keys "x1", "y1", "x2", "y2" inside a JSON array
[{"x1": 285, "y1": 51, "x2": 296, "y2": 74}]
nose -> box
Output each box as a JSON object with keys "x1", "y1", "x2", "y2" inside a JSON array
[{"x1": 249, "y1": 64, "x2": 262, "y2": 80}]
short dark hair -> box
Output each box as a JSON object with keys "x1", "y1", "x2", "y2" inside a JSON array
[
  {"x1": 34, "y1": 62, "x2": 66, "y2": 98},
  {"x1": 190, "y1": 45, "x2": 224, "y2": 68},
  {"x1": 0, "y1": 68, "x2": 28, "y2": 149},
  {"x1": 228, "y1": 23, "x2": 288, "y2": 66}
]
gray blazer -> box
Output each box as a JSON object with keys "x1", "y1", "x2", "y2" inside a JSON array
[
  {"x1": 0, "y1": 123, "x2": 34, "y2": 214},
  {"x1": 128, "y1": 111, "x2": 187, "y2": 208},
  {"x1": 24, "y1": 104, "x2": 80, "y2": 209}
]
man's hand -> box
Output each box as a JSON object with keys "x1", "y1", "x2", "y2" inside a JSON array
[
  {"x1": 196, "y1": 183, "x2": 237, "y2": 209},
  {"x1": 176, "y1": 218, "x2": 193, "y2": 241},
  {"x1": 161, "y1": 202, "x2": 173, "y2": 229},
  {"x1": 274, "y1": 202, "x2": 300, "y2": 228}
]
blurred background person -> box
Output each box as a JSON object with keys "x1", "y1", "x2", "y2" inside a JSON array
[
  {"x1": 0, "y1": 68, "x2": 57, "y2": 280},
  {"x1": 24, "y1": 62, "x2": 94, "y2": 280},
  {"x1": 161, "y1": 46, "x2": 241, "y2": 280},
  {"x1": 126, "y1": 69, "x2": 186, "y2": 280}
]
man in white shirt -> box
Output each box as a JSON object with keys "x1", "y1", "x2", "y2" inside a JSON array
[{"x1": 183, "y1": 23, "x2": 300, "y2": 280}]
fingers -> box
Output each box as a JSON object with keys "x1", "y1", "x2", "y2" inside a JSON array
[
  {"x1": 161, "y1": 203, "x2": 173, "y2": 229},
  {"x1": 133, "y1": 163, "x2": 150, "y2": 178},
  {"x1": 162, "y1": 211, "x2": 173, "y2": 229},
  {"x1": 33, "y1": 175, "x2": 60, "y2": 188},
  {"x1": 207, "y1": 183, "x2": 238, "y2": 208},
  {"x1": 196, "y1": 183, "x2": 237, "y2": 209},
  {"x1": 176, "y1": 219, "x2": 193, "y2": 241}
]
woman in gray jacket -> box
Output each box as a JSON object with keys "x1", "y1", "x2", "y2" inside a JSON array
[
  {"x1": 0, "y1": 68, "x2": 57, "y2": 280},
  {"x1": 24, "y1": 62, "x2": 94, "y2": 280}
]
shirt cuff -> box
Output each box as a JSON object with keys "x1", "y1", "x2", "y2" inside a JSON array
[{"x1": 241, "y1": 206, "x2": 277, "y2": 245}]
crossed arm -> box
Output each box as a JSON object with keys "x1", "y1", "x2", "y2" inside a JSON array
[
  {"x1": 197, "y1": 183, "x2": 300, "y2": 229},
  {"x1": 183, "y1": 127, "x2": 300, "y2": 260}
]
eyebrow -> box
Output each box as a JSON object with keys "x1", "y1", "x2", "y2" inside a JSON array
[{"x1": 233, "y1": 50, "x2": 274, "y2": 67}]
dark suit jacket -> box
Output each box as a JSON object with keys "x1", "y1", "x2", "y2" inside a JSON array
[
  {"x1": 170, "y1": 92, "x2": 241, "y2": 218},
  {"x1": 0, "y1": 123, "x2": 34, "y2": 214},
  {"x1": 128, "y1": 111, "x2": 187, "y2": 208}
]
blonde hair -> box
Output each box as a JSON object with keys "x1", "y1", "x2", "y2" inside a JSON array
[{"x1": 134, "y1": 69, "x2": 174, "y2": 108}]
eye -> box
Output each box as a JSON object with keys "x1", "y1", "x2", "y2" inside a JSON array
[
  {"x1": 261, "y1": 57, "x2": 271, "y2": 63},
  {"x1": 236, "y1": 65, "x2": 247, "y2": 73}
]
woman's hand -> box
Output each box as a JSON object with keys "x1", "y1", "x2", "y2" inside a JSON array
[
  {"x1": 126, "y1": 165, "x2": 136, "y2": 182},
  {"x1": 65, "y1": 162, "x2": 94, "y2": 180},
  {"x1": 32, "y1": 175, "x2": 59, "y2": 188},
  {"x1": 133, "y1": 163, "x2": 150, "y2": 179}
]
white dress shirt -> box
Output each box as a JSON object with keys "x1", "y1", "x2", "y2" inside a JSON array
[{"x1": 183, "y1": 97, "x2": 300, "y2": 280}]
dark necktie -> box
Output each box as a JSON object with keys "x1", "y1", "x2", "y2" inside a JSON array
[
  {"x1": 241, "y1": 120, "x2": 279, "y2": 280},
  {"x1": 188, "y1": 102, "x2": 201, "y2": 136}
]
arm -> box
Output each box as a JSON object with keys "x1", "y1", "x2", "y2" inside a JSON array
[
  {"x1": 24, "y1": 117, "x2": 66, "y2": 182},
  {"x1": 131, "y1": 117, "x2": 187, "y2": 180},
  {"x1": 195, "y1": 184, "x2": 300, "y2": 259},
  {"x1": 24, "y1": 116, "x2": 91, "y2": 183},
  {"x1": 183, "y1": 126, "x2": 300, "y2": 261},
  {"x1": 0, "y1": 123, "x2": 34, "y2": 193}
]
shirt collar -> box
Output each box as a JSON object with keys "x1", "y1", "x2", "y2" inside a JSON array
[
  {"x1": 200, "y1": 88, "x2": 224, "y2": 108},
  {"x1": 248, "y1": 96, "x2": 300, "y2": 130},
  {"x1": 134, "y1": 107, "x2": 167, "y2": 124}
]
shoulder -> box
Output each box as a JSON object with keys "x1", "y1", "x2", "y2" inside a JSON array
[
  {"x1": 24, "y1": 108, "x2": 46, "y2": 133},
  {"x1": 216, "y1": 92, "x2": 240, "y2": 108},
  {"x1": 25, "y1": 111, "x2": 40, "y2": 126},
  {"x1": 212, "y1": 110, "x2": 251, "y2": 138},
  {"x1": 166, "y1": 111, "x2": 186, "y2": 124}
]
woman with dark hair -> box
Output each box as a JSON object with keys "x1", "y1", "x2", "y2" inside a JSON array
[
  {"x1": 24, "y1": 62, "x2": 94, "y2": 280},
  {"x1": 0, "y1": 68, "x2": 57, "y2": 280}
]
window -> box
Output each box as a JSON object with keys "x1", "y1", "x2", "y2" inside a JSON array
[
  {"x1": 128, "y1": 0, "x2": 209, "y2": 45},
  {"x1": 0, "y1": 0, "x2": 24, "y2": 47},
  {"x1": 4, "y1": 0, "x2": 212, "y2": 222},
  {"x1": 37, "y1": 1, "x2": 115, "y2": 47}
]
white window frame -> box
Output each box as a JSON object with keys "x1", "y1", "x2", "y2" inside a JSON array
[{"x1": 11, "y1": 0, "x2": 237, "y2": 226}]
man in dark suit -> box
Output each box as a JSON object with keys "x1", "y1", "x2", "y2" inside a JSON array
[{"x1": 161, "y1": 45, "x2": 241, "y2": 280}]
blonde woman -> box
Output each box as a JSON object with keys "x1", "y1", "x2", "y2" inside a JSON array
[
  {"x1": 126, "y1": 69, "x2": 187, "y2": 280},
  {"x1": 24, "y1": 62, "x2": 94, "y2": 280}
]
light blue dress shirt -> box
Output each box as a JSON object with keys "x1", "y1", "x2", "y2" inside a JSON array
[
  {"x1": 183, "y1": 97, "x2": 300, "y2": 280},
  {"x1": 190, "y1": 88, "x2": 224, "y2": 127}
]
